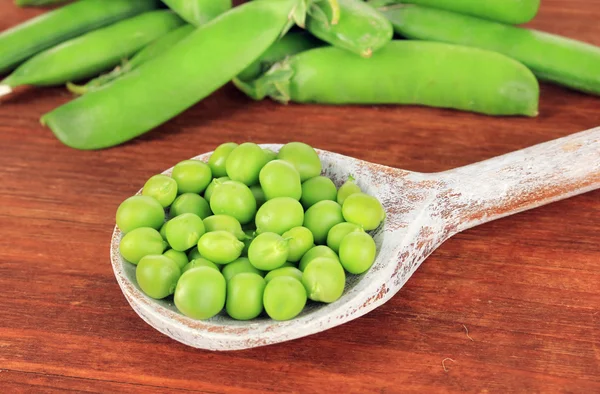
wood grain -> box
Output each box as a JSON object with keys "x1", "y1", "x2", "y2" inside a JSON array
[{"x1": 1, "y1": 1, "x2": 599, "y2": 392}]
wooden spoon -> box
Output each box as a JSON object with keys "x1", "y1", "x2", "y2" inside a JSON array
[{"x1": 110, "y1": 126, "x2": 600, "y2": 351}]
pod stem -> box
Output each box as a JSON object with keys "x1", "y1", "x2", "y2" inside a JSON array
[
  {"x1": 286, "y1": 0, "x2": 307, "y2": 32},
  {"x1": 232, "y1": 58, "x2": 294, "y2": 104},
  {"x1": 0, "y1": 84, "x2": 13, "y2": 98},
  {"x1": 285, "y1": 0, "x2": 340, "y2": 35}
]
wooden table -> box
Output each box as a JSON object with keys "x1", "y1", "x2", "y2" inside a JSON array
[{"x1": 1, "y1": 1, "x2": 599, "y2": 392}]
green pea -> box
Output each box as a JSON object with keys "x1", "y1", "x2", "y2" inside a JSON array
[
  {"x1": 281, "y1": 226, "x2": 314, "y2": 262},
  {"x1": 197, "y1": 230, "x2": 244, "y2": 264},
  {"x1": 259, "y1": 160, "x2": 302, "y2": 200},
  {"x1": 120, "y1": 227, "x2": 166, "y2": 265},
  {"x1": 182, "y1": 258, "x2": 219, "y2": 273},
  {"x1": 174, "y1": 266, "x2": 226, "y2": 320},
  {"x1": 187, "y1": 246, "x2": 201, "y2": 261},
  {"x1": 170, "y1": 193, "x2": 212, "y2": 219},
  {"x1": 337, "y1": 175, "x2": 361, "y2": 205},
  {"x1": 264, "y1": 266, "x2": 303, "y2": 283},
  {"x1": 141, "y1": 174, "x2": 178, "y2": 208},
  {"x1": 276, "y1": 142, "x2": 322, "y2": 182},
  {"x1": 250, "y1": 184, "x2": 267, "y2": 208},
  {"x1": 203, "y1": 214, "x2": 246, "y2": 241},
  {"x1": 301, "y1": 176, "x2": 337, "y2": 208},
  {"x1": 342, "y1": 193, "x2": 385, "y2": 231},
  {"x1": 263, "y1": 276, "x2": 307, "y2": 321},
  {"x1": 222, "y1": 257, "x2": 264, "y2": 282},
  {"x1": 235, "y1": 41, "x2": 539, "y2": 117},
  {"x1": 116, "y1": 195, "x2": 165, "y2": 233},
  {"x1": 171, "y1": 160, "x2": 212, "y2": 194},
  {"x1": 208, "y1": 142, "x2": 238, "y2": 178},
  {"x1": 339, "y1": 232, "x2": 376, "y2": 274},
  {"x1": 159, "y1": 222, "x2": 169, "y2": 243},
  {"x1": 299, "y1": 245, "x2": 338, "y2": 271},
  {"x1": 326, "y1": 222, "x2": 364, "y2": 253},
  {"x1": 255, "y1": 197, "x2": 304, "y2": 235},
  {"x1": 165, "y1": 213, "x2": 206, "y2": 252},
  {"x1": 263, "y1": 148, "x2": 278, "y2": 162},
  {"x1": 204, "y1": 176, "x2": 229, "y2": 203},
  {"x1": 163, "y1": 249, "x2": 188, "y2": 270},
  {"x1": 248, "y1": 232, "x2": 289, "y2": 271},
  {"x1": 136, "y1": 254, "x2": 181, "y2": 299},
  {"x1": 226, "y1": 273, "x2": 266, "y2": 321},
  {"x1": 303, "y1": 200, "x2": 344, "y2": 244},
  {"x1": 210, "y1": 180, "x2": 257, "y2": 225},
  {"x1": 302, "y1": 257, "x2": 345, "y2": 303},
  {"x1": 279, "y1": 262, "x2": 296, "y2": 269},
  {"x1": 225, "y1": 142, "x2": 268, "y2": 186}
]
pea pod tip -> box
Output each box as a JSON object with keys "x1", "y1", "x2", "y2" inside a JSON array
[{"x1": 39, "y1": 114, "x2": 83, "y2": 150}]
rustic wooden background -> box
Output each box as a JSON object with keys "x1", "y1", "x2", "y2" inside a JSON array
[{"x1": 1, "y1": 0, "x2": 599, "y2": 392}]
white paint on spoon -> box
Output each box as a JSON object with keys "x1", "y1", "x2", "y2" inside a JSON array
[
  {"x1": 0, "y1": 85, "x2": 12, "y2": 98},
  {"x1": 110, "y1": 126, "x2": 600, "y2": 351}
]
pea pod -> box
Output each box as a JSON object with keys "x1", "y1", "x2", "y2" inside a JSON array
[
  {"x1": 381, "y1": 5, "x2": 600, "y2": 96},
  {"x1": 237, "y1": 31, "x2": 324, "y2": 82},
  {"x1": 369, "y1": 0, "x2": 540, "y2": 25},
  {"x1": 161, "y1": 0, "x2": 232, "y2": 26},
  {"x1": 75, "y1": 29, "x2": 322, "y2": 95},
  {"x1": 15, "y1": 0, "x2": 69, "y2": 6},
  {"x1": 0, "y1": 0, "x2": 160, "y2": 74},
  {"x1": 234, "y1": 41, "x2": 539, "y2": 117},
  {"x1": 306, "y1": 0, "x2": 393, "y2": 57},
  {"x1": 0, "y1": 11, "x2": 184, "y2": 94},
  {"x1": 68, "y1": 24, "x2": 196, "y2": 95},
  {"x1": 41, "y1": 0, "x2": 301, "y2": 150}
]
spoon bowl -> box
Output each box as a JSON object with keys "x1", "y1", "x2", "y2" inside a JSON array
[{"x1": 110, "y1": 127, "x2": 600, "y2": 351}]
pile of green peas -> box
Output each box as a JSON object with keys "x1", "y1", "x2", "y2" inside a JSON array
[{"x1": 116, "y1": 141, "x2": 385, "y2": 322}]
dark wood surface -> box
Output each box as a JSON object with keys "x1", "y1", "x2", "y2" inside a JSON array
[{"x1": 1, "y1": 1, "x2": 599, "y2": 392}]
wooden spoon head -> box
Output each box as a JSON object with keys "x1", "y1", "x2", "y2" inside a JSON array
[{"x1": 110, "y1": 144, "x2": 448, "y2": 350}]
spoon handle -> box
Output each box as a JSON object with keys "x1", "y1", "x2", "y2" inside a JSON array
[{"x1": 442, "y1": 126, "x2": 600, "y2": 233}]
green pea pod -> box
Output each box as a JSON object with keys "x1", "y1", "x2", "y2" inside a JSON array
[
  {"x1": 234, "y1": 41, "x2": 539, "y2": 117},
  {"x1": 68, "y1": 24, "x2": 196, "y2": 95},
  {"x1": 237, "y1": 31, "x2": 325, "y2": 82},
  {"x1": 368, "y1": 0, "x2": 540, "y2": 25},
  {"x1": 41, "y1": 0, "x2": 301, "y2": 150},
  {"x1": 161, "y1": 0, "x2": 232, "y2": 26},
  {"x1": 305, "y1": 0, "x2": 392, "y2": 57},
  {"x1": 0, "y1": 0, "x2": 160, "y2": 74},
  {"x1": 15, "y1": 0, "x2": 69, "y2": 6},
  {"x1": 0, "y1": 11, "x2": 185, "y2": 93},
  {"x1": 381, "y1": 5, "x2": 600, "y2": 96},
  {"x1": 75, "y1": 29, "x2": 322, "y2": 95},
  {"x1": 68, "y1": 1, "x2": 232, "y2": 95}
]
